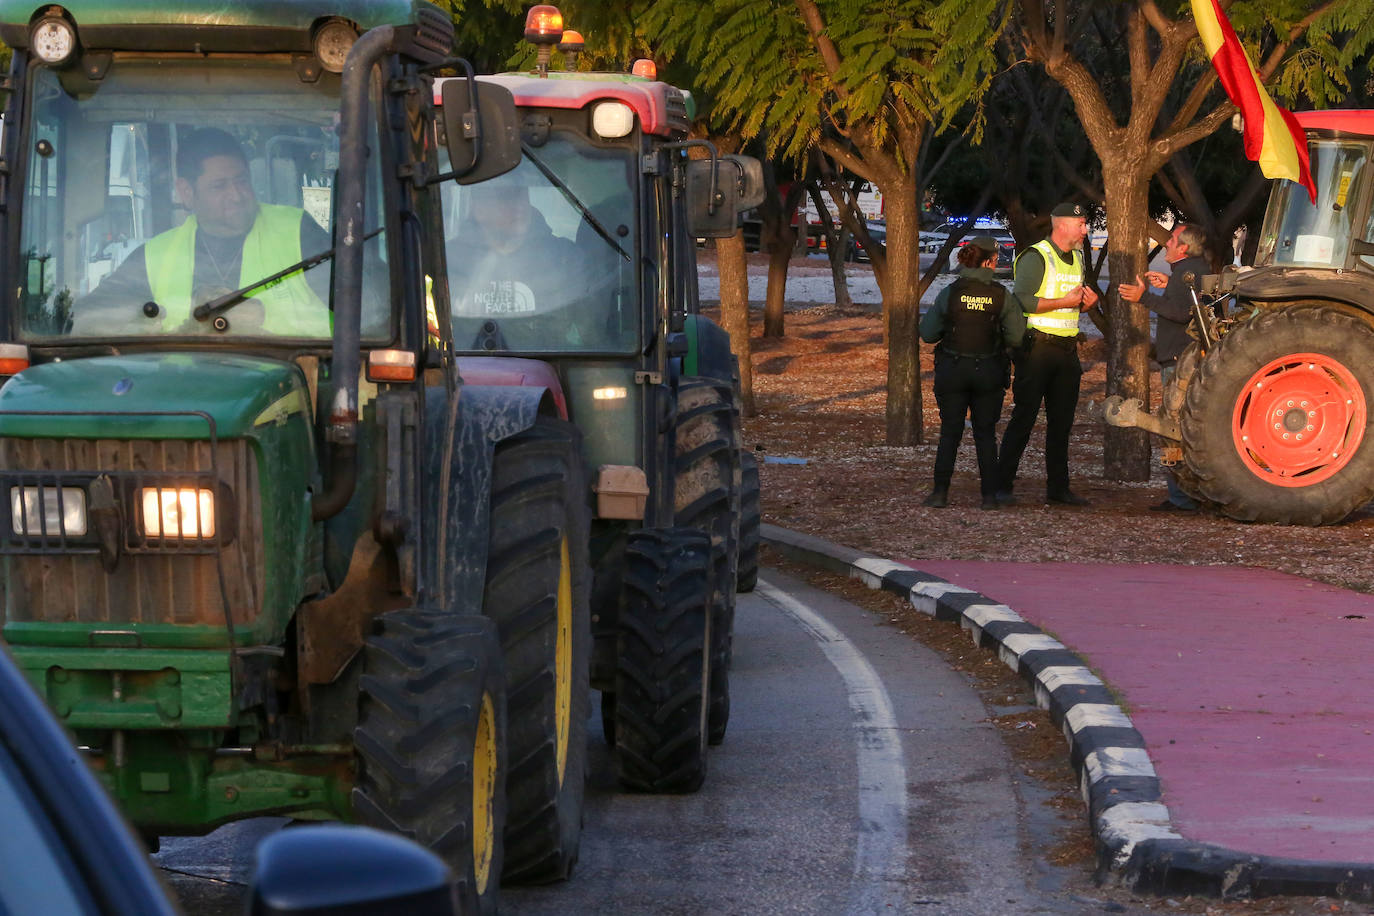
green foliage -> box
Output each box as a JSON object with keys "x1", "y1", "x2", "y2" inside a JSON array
[{"x1": 644, "y1": 0, "x2": 1004, "y2": 164}]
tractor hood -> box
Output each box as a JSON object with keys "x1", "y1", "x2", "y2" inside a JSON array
[{"x1": 0, "y1": 353, "x2": 308, "y2": 440}]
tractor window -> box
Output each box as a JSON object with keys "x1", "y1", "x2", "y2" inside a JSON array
[
  {"x1": 1257, "y1": 140, "x2": 1370, "y2": 269},
  {"x1": 442, "y1": 133, "x2": 638, "y2": 354},
  {"x1": 17, "y1": 60, "x2": 390, "y2": 342}
]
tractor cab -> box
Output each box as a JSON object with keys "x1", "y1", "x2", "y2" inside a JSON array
[{"x1": 1254, "y1": 110, "x2": 1374, "y2": 272}]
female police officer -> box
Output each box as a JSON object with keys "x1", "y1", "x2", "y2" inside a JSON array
[{"x1": 919, "y1": 236, "x2": 1025, "y2": 509}]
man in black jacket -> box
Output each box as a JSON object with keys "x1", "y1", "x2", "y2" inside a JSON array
[{"x1": 1120, "y1": 222, "x2": 1210, "y2": 511}]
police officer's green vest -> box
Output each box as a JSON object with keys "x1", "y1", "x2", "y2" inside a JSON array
[
  {"x1": 1018, "y1": 239, "x2": 1083, "y2": 338},
  {"x1": 145, "y1": 204, "x2": 330, "y2": 336}
]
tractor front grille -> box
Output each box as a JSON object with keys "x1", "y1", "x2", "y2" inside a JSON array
[{"x1": 0, "y1": 437, "x2": 262, "y2": 627}]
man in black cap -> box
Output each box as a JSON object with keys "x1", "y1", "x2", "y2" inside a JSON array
[
  {"x1": 919, "y1": 235, "x2": 1025, "y2": 509},
  {"x1": 995, "y1": 201, "x2": 1097, "y2": 506}
]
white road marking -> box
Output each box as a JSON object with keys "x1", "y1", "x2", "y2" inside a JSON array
[{"x1": 757, "y1": 578, "x2": 910, "y2": 915}]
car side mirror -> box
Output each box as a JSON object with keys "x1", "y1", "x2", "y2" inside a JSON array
[
  {"x1": 249, "y1": 825, "x2": 458, "y2": 916},
  {"x1": 441, "y1": 79, "x2": 521, "y2": 186}
]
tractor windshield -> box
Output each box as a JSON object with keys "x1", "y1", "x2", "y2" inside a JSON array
[
  {"x1": 16, "y1": 59, "x2": 390, "y2": 342},
  {"x1": 442, "y1": 132, "x2": 638, "y2": 354},
  {"x1": 1256, "y1": 139, "x2": 1372, "y2": 269}
]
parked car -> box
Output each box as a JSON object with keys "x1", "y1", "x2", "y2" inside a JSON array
[
  {"x1": 0, "y1": 642, "x2": 460, "y2": 916},
  {"x1": 947, "y1": 233, "x2": 1017, "y2": 273},
  {"x1": 848, "y1": 220, "x2": 887, "y2": 262}
]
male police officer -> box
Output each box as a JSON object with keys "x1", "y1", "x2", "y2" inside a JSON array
[
  {"x1": 995, "y1": 202, "x2": 1097, "y2": 506},
  {"x1": 919, "y1": 236, "x2": 1025, "y2": 509}
]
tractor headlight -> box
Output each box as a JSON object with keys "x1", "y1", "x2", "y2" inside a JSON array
[
  {"x1": 10, "y1": 486, "x2": 87, "y2": 537},
  {"x1": 592, "y1": 102, "x2": 635, "y2": 139},
  {"x1": 141, "y1": 487, "x2": 215, "y2": 539},
  {"x1": 30, "y1": 16, "x2": 77, "y2": 66}
]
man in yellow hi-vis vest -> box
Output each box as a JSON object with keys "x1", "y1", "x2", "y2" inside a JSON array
[
  {"x1": 76, "y1": 127, "x2": 331, "y2": 337},
  {"x1": 995, "y1": 201, "x2": 1097, "y2": 506}
]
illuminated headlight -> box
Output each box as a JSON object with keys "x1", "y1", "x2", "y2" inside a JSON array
[
  {"x1": 592, "y1": 102, "x2": 635, "y2": 139},
  {"x1": 142, "y1": 488, "x2": 215, "y2": 539},
  {"x1": 10, "y1": 486, "x2": 87, "y2": 537},
  {"x1": 30, "y1": 16, "x2": 77, "y2": 66},
  {"x1": 592, "y1": 386, "x2": 628, "y2": 400}
]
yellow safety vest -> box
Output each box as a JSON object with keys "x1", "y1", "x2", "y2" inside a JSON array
[
  {"x1": 145, "y1": 204, "x2": 330, "y2": 336},
  {"x1": 1019, "y1": 239, "x2": 1083, "y2": 337}
]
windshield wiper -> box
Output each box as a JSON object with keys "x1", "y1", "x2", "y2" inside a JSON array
[
  {"x1": 521, "y1": 143, "x2": 631, "y2": 263},
  {"x1": 191, "y1": 225, "x2": 385, "y2": 323}
]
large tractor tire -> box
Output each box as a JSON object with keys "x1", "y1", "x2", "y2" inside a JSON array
[
  {"x1": 674, "y1": 377, "x2": 740, "y2": 746},
  {"x1": 354, "y1": 611, "x2": 506, "y2": 913},
  {"x1": 613, "y1": 527, "x2": 712, "y2": 793},
  {"x1": 1180, "y1": 305, "x2": 1374, "y2": 525},
  {"x1": 485, "y1": 417, "x2": 591, "y2": 884},
  {"x1": 737, "y1": 450, "x2": 761, "y2": 593}
]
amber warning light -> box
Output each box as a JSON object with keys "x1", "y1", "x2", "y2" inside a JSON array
[
  {"x1": 524, "y1": 6, "x2": 564, "y2": 44},
  {"x1": 0, "y1": 343, "x2": 30, "y2": 376},
  {"x1": 632, "y1": 59, "x2": 657, "y2": 80}
]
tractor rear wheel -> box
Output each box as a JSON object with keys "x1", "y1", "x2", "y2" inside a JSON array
[
  {"x1": 737, "y1": 450, "x2": 761, "y2": 593},
  {"x1": 613, "y1": 527, "x2": 712, "y2": 793},
  {"x1": 354, "y1": 611, "x2": 506, "y2": 913},
  {"x1": 674, "y1": 378, "x2": 740, "y2": 745},
  {"x1": 485, "y1": 417, "x2": 591, "y2": 884},
  {"x1": 1180, "y1": 305, "x2": 1374, "y2": 524}
]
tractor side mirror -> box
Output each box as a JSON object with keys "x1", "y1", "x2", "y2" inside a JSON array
[
  {"x1": 441, "y1": 79, "x2": 521, "y2": 186},
  {"x1": 685, "y1": 156, "x2": 767, "y2": 238},
  {"x1": 722, "y1": 155, "x2": 765, "y2": 212},
  {"x1": 684, "y1": 159, "x2": 738, "y2": 238}
]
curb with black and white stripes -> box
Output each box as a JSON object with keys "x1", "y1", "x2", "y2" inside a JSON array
[{"x1": 763, "y1": 523, "x2": 1374, "y2": 903}]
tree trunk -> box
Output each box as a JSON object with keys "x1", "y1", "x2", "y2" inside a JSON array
[
  {"x1": 882, "y1": 183, "x2": 923, "y2": 446},
  {"x1": 827, "y1": 227, "x2": 853, "y2": 308},
  {"x1": 763, "y1": 225, "x2": 794, "y2": 337},
  {"x1": 716, "y1": 230, "x2": 755, "y2": 416},
  {"x1": 1101, "y1": 170, "x2": 1153, "y2": 481}
]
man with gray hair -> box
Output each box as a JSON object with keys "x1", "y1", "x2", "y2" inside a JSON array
[{"x1": 1120, "y1": 222, "x2": 1211, "y2": 511}]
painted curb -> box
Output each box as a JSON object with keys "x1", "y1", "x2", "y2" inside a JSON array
[{"x1": 762, "y1": 523, "x2": 1374, "y2": 902}]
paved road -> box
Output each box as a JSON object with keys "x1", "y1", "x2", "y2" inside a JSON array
[{"x1": 156, "y1": 568, "x2": 1145, "y2": 914}]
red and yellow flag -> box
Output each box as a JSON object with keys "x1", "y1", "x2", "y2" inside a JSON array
[{"x1": 1192, "y1": 0, "x2": 1316, "y2": 202}]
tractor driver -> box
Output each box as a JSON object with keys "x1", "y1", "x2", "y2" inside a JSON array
[
  {"x1": 75, "y1": 127, "x2": 332, "y2": 337},
  {"x1": 448, "y1": 165, "x2": 601, "y2": 350}
]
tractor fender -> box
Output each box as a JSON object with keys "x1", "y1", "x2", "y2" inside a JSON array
[
  {"x1": 422, "y1": 383, "x2": 561, "y2": 615},
  {"x1": 456, "y1": 356, "x2": 569, "y2": 419},
  {"x1": 1233, "y1": 267, "x2": 1374, "y2": 317},
  {"x1": 684, "y1": 314, "x2": 736, "y2": 383}
]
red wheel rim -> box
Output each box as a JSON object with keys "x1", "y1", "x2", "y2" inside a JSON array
[{"x1": 1231, "y1": 352, "x2": 1367, "y2": 487}]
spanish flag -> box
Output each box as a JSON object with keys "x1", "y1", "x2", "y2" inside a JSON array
[{"x1": 1192, "y1": 0, "x2": 1316, "y2": 202}]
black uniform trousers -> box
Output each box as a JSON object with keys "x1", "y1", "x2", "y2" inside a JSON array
[
  {"x1": 932, "y1": 350, "x2": 1006, "y2": 497},
  {"x1": 996, "y1": 331, "x2": 1081, "y2": 496}
]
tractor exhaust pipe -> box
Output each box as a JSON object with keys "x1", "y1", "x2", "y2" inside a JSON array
[{"x1": 312, "y1": 26, "x2": 394, "y2": 521}]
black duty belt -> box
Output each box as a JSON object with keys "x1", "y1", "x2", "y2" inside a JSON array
[
  {"x1": 936, "y1": 347, "x2": 1001, "y2": 359},
  {"x1": 1025, "y1": 329, "x2": 1077, "y2": 350}
]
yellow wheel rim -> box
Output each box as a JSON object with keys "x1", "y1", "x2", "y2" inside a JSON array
[
  {"x1": 555, "y1": 537, "x2": 573, "y2": 785},
  {"x1": 473, "y1": 691, "x2": 497, "y2": 895}
]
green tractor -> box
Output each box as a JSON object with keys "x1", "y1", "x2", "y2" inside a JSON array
[
  {"x1": 1105, "y1": 110, "x2": 1374, "y2": 525},
  {"x1": 0, "y1": 1, "x2": 738, "y2": 908},
  {"x1": 432, "y1": 12, "x2": 765, "y2": 792}
]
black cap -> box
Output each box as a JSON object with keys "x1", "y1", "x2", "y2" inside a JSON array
[
  {"x1": 967, "y1": 234, "x2": 1000, "y2": 253},
  {"x1": 1051, "y1": 201, "x2": 1087, "y2": 219}
]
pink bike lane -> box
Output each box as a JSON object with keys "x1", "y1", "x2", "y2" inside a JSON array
[{"x1": 911, "y1": 559, "x2": 1374, "y2": 863}]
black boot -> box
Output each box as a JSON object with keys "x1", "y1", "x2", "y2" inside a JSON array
[{"x1": 922, "y1": 485, "x2": 949, "y2": 508}]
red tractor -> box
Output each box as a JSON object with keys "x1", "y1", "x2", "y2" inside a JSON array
[{"x1": 1107, "y1": 110, "x2": 1374, "y2": 524}]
